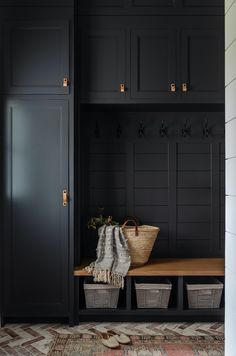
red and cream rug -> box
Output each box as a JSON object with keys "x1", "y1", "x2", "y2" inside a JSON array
[
  {"x1": 48, "y1": 333, "x2": 224, "y2": 356},
  {"x1": 0, "y1": 322, "x2": 224, "y2": 355}
]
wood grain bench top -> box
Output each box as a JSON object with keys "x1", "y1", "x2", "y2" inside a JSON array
[{"x1": 74, "y1": 258, "x2": 225, "y2": 277}]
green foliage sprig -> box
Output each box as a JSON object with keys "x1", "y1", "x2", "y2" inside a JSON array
[{"x1": 88, "y1": 208, "x2": 119, "y2": 230}]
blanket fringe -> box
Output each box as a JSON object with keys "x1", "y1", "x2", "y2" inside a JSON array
[{"x1": 84, "y1": 264, "x2": 124, "y2": 289}]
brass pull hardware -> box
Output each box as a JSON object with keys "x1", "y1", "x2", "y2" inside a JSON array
[
  {"x1": 63, "y1": 77, "x2": 69, "y2": 87},
  {"x1": 120, "y1": 83, "x2": 125, "y2": 93},
  {"x1": 182, "y1": 83, "x2": 188, "y2": 92},
  {"x1": 62, "y1": 190, "x2": 69, "y2": 206},
  {"x1": 170, "y1": 83, "x2": 176, "y2": 92}
]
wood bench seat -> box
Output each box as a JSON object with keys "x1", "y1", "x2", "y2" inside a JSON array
[{"x1": 74, "y1": 258, "x2": 225, "y2": 277}]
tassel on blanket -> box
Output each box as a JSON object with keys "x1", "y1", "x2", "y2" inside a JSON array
[
  {"x1": 111, "y1": 272, "x2": 124, "y2": 289},
  {"x1": 85, "y1": 263, "x2": 124, "y2": 288}
]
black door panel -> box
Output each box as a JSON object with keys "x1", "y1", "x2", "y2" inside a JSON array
[
  {"x1": 80, "y1": 26, "x2": 127, "y2": 101},
  {"x1": 180, "y1": 27, "x2": 224, "y2": 100},
  {"x1": 4, "y1": 20, "x2": 69, "y2": 94},
  {"x1": 131, "y1": 28, "x2": 177, "y2": 99},
  {"x1": 4, "y1": 99, "x2": 69, "y2": 316}
]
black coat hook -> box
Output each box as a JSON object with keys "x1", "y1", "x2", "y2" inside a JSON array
[
  {"x1": 202, "y1": 118, "x2": 210, "y2": 138},
  {"x1": 116, "y1": 123, "x2": 122, "y2": 138},
  {"x1": 181, "y1": 120, "x2": 191, "y2": 137},
  {"x1": 160, "y1": 120, "x2": 168, "y2": 138},
  {"x1": 138, "y1": 121, "x2": 145, "y2": 138},
  {"x1": 94, "y1": 121, "x2": 100, "y2": 138}
]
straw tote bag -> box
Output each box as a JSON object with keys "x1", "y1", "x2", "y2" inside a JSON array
[{"x1": 122, "y1": 217, "x2": 160, "y2": 267}]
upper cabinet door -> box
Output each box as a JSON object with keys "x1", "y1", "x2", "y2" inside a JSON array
[
  {"x1": 4, "y1": 20, "x2": 69, "y2": 94},
  {"x1": 80, "y1": 26, "x2": 127, "y2": 102},
  {"x1": 180, "y1": 26, "x2": 224, "y2": 101},
  {"x1": 131, "y1": 28, "x2": 177, "y2": 100}
]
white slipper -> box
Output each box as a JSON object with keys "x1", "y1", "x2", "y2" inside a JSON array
[
  {"x1": 88, "y1": 328, "x2": 120, "y2": 349},
  {"x1": 107, "y1": 329, "x2": 131, "y2": 344},
  {"x1": 102, "y1": 335, "x2": 120, "y2": 349}
]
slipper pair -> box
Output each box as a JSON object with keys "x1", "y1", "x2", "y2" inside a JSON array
[{"x1": 89, "y1": 328, "x2": 131, "y2": 349}]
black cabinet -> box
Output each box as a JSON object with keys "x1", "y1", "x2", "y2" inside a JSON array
[
  {"x1": 131, "y1": 28, "x2": 177, "y2": 99},
  {"x1": 3, "y1": 99, "x2": 69, "y2": 317},
  {"x1": 80, "y1": 25, "x2": 127, "y2": 100},
  {"x1": 4, "y1": 20, "x2": 69, "y2": 94},
  {"x1": 0, "y1": 0, "x2": 225, "y2": 326},
  {"x1": 180, "y1": 27, "x2": 224, "y2": 101},
  {"x1": 79, "y1": 16, "x2": 224, "y2": 103},
  {"x1": 0, "y1": 5, "x2": 73, "y2": 324}
]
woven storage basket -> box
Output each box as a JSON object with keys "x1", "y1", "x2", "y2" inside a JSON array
[
  {"x1": 135, "y1": 278, "x2": 172, "y2": 308},
  {"x1": 122, "y1": 218, "x2": 160, "y2": 267},
  {"x1": 84, "y1": 278, "x2": 120, "y2": 309},
  {"x1": 186, "y1": 277, "x2": 223, "y2": 309}
]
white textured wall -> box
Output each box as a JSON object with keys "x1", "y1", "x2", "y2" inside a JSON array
[{"x1": 225, "y1": 1, "x2": 236, "y2": 355}]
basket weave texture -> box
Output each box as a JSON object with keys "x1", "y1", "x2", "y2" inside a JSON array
[
  {"x1": 122, "y1": 221, "x2": 160, "y2": 266},
  {"x1": 84, "y1": 281, "x2": 119, "y2": 308}
]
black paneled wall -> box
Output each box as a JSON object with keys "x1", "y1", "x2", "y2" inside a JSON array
[{"x1": 80, "y1": 111, "x2": 224, "y2": 259}]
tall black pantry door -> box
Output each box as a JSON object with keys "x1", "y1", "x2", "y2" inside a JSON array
[
  {"x1": 0, "y1": 5, "x2": 73, "y2": 323},
  {"x1": 3, "y1": 99, "x2": 69, "y2": 317}
]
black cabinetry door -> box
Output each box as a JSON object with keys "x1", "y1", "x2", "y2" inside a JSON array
[
  {"x1": 80, "y1": 26, "x2": 126, "y2": 101},
  {"x1": 131, "y1": 28, "x2": 177, "y2": 99},
  {"x1": 3, "y1": 99, "x2": 69, "y2": 317},
  {"x1": 4, "y1": 20, "x2": 69, "y2": 94},
  {"x1": 180, "y1": 27, "x2": 224, "y2": 100}
]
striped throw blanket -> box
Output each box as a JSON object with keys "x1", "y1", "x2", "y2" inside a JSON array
[{"x1": 85, "y1": 225, "x2": 131, "y2": 289}]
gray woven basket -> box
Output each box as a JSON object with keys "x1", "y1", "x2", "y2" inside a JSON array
[
  {"x1": 135, "y1": 278, "x2": 172, "y2": 308},
  {"x1": 186, "y1": 277, "x2": 223, "y2": 309},
  {"x1": 84, "y1": 279, "x2": 120, "y2": 309}
]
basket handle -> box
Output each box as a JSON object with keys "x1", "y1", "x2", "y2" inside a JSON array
[
  {"x1": 121, "y1": 219, "x2": 139, "y2": 236},
  {"x1": 123, "y1": 215, "x2": 140, "y2": 225}
]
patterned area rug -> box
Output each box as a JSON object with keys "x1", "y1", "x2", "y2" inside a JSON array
[
  {"x1": 48, "y1": 333, "x2": 224, "y2": 356},
  {"x1": 0, "y1": 323, "x2": 224, "y2": 355}
]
